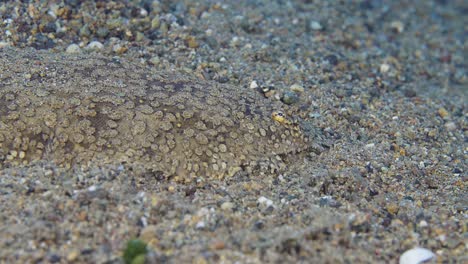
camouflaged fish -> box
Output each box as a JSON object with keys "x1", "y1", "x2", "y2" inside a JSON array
[{"x1": 0, "y1": 48, "x2": 310, "y2": 182}]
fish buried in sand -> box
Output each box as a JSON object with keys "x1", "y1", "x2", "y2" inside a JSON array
[{"x1": 0, "y1": 48, "x2": 310, "y2": 182}]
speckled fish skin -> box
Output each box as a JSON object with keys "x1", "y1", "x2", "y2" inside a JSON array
[{"x1": 0, "y1": 48, "x2": 309, "y2": 181}]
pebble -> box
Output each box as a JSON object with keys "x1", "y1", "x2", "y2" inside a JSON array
[
  {"x1": 106, "y1": 18, "x2": 122, "y2": 30},
  {"x1": 149, "y1": 56, "x2": 160, "y2": 65},
  {"x1": 86, "y1": 41, "x2": 104, "y2": 50},
  {"x1": 151, "y1": 16, "x2": 160, "y2": 29},
  {"x1": 66, "y1": 43, "x2": 81, "y2": 53},
  {"x1": 250, "y1": 80, "x2": 259, "y2": 89},
  {"x1": 309, "y1": 21, "x2": 323, "y2": 31},
  {"x1": 437, "y1": 108, "x2": 449, "y2": 119},
  {"x1": 220, "y1": 202, "x2": 235, "y2": 211},
  {"x1": 112, "y1": 43, "x2": 127, "y2": 54},
  {"x1": 67, "y1": 250, "x2": 80, "y2": 262},
  {"x1": 380, "y1": 63, "x2": 390, "y2": 73},
  {"x1": 209, "y1": 240, "x2": 225, "y2": 250},
  {"x1": 390, "y1": 21, "x2": 405, "y2": 33},
  {"x1": 399, "y1": 247, "x2": 435, "y2": 264},
  {"x1": 282, "y1": 91, "x2": 300, "y2": 105},
  {"x1": 186, "y1": 36, "x2": 199, "y2": 48},
  {"x1": 33, "y1": 34, "x2": 56, "y2": 49},
  {"x1": 139, "y1": 225, "x2": 158, "y2": 244},
  {"x1": 195, "y1": 221, "x2": 206, "y2": 229},
  {"x1": 324, "y1": 54, "x2": 339, "y2": 66},
  {"x1": 319, "y1": 196, "x2": 341, "y2": 208},
  {"x1": 79, "y1": 24, "x2": 91, "y2": 37},
  {"x1": 444, "y1": 122, "x2": 456, "y2": 131},
  {"x1": 386, "y1": 203, "x2": 399, "y2": 215},
  {"x1": 96, "y1": 27, "x2": 109, "y2": 38},
  {"x1": 48, "y1": 254, "x2": 61, "y2": 263},
  {"x1": 0, "y1": 41, "x2": 10, "y2": 48},
  {"x1": 418, "y1": 220, "x2": 428, "y2": 228},
  {"x1": 257, "y1": 196, "x2": 275, "y2": 210},
  {"x1": 290, "y1": 83, "x2": 305, "y2": 93}
]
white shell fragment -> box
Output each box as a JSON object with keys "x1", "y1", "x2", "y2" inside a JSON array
[
  {"x1": 257, "y1": 196, "x2": 275, "y2": 209},
  {"x1": 399, "y1": 247, "x2": 436, "y2": 264}
]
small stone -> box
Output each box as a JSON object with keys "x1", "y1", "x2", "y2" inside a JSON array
[
  {"x1": 139, "y1": 225, "x2": 158, "y2": 244},
  {"x1": 386, "y1": 203, "x2": 399, "y2": 215},
  {"x1": 149, "y1": 56, "x2": 160, "y2": 65},
  {"x1": 390, "y1": 21, "x2": 405, "y2": 33},
  {"x1": 159, "y1": 22, "x2": 169, "y2": 35},
  {"x1": 77, "y1": 210, "x2": 87, "y2": 221},
  {"x1": 0, "y1": 41, "x2": 10, "y2": 48},
  {"x1": 66, "y1": 44, "x2": 81, "y2": 54},
  {"x1": 253, "y1": 221, "x2": 264, "y2": 230},
  {"x1": 136, "y1": 31, "x2": 145, "y2": 41},
  {"x1": 79, "y1": 24, "x2": 91, "y2": 37},
  {"x1": 282, "y1": 91, "x2": 300, "y2": 105},
  {"x1": 319, "y1": 196, "x2": 341, "y2": 208},
  {"x1": 139, "y1": 8, "x2": 148, "y2": 17},
  {"x1": 240, "y1": 18, "x2": 261, "y2": 34},
  {"x1": 195, "y1": 221, "x2": 205, "y2": 229},
  {"x1": 257, "y1": 196, "x2": 275, "y2": 211},
  {"x1": 205, "y1": 36, "x2": 219, "y2": 49},
  {"x1": 113, "y1": 44, "x2": 128, "y2": 54},
  {"x1": 309, "y1": 20, "x2": 323, "y2": 31},
  {"x1": 324, "y1": 54, "x2": 338, "y2": 66},
  {"x1": 86, "y1": 41, "x2": 104, "y2": 50},
  {"x1": 399, "y1": 247, "x2": 435, "y2": 264},
  {"x1": 168, "y1": 186, "x2": 176, "y2": 192},
  {"x1": 418, "y1": 220, "x2": 428, "y2": 228},
  {"x1": 33, "y1": 34, "x2": 56, "y2": 49},
  {"x1": 9, "y1": 150, "x2": 17, "y2": 158},
  {"x1": 107, "y1": 18, "x2": 123, "y2": 30},
  {"x1": 186, "y1": 36, "x2": 199, "y2": 48},
  {"x1": 96, "y1": 27, "x2": 109, "y2": 38},
  {"x1": 290, "y1": 83, "x2": 305, "y2": 93},
  {"x1": 67, "y1": 250, "x2": 80, "y2": 261},
  {"x1": 42, "y1": 22, "x2": 57, "y2": 33},
  {"x1": 380, "y1": 63, "x2": 390, "y2": 73},
  {"x1": 250, "y1": 80, "x2": 259, "y2": 89},
  {"x1": 403, "y1": 89, "x2": 417, "y2": 97},
  {"x1": 220, "y1": 202, "x2": 234, "y2": 211},
  {"x1": 209, "y1": 240, "x2": 225, "y2": 250},
  {"x1": 444, "y1": 122, "x2": 456, "y2": 131},
  {"x1": 438, "y1": 108, "x2": 449, "y2": 119},
  {"x1": 48, "y1": 254, "x2": 61, "y2": 263},
  {"x1": 151, "y1": 16, "x2": 160, "y2": 29},
  {"x1": 65, "y1": 0, "x2": 80, "y2": 7}
]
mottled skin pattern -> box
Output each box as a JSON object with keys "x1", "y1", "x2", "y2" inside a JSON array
[{"x1": 0, "y1": 48, "x2": 309, "y2": 182}]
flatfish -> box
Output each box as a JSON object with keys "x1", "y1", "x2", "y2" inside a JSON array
[{"x1": 0, "y1": 48, "x2": 309, "y2": 182}]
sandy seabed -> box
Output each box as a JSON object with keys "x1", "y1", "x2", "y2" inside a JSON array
[{"x1": 0, "y1": 0, "x2": 465, "y2": 263}]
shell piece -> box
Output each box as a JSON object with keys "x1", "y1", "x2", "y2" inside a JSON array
[
  {"x1": 399, "y1": 247, "x2": 436, "y2": 264},
  {"x1": 0, "y1": 48, "x2": 309, "y2": 181}
]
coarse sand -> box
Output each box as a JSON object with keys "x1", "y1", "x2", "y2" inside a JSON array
[{"x1": 0, "y1": 0, "x2": 465, "y2": 263}]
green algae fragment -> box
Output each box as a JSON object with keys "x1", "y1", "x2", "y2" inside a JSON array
[{"x1": 123, "y1": 239, "x2": 148, "y2": 264}]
